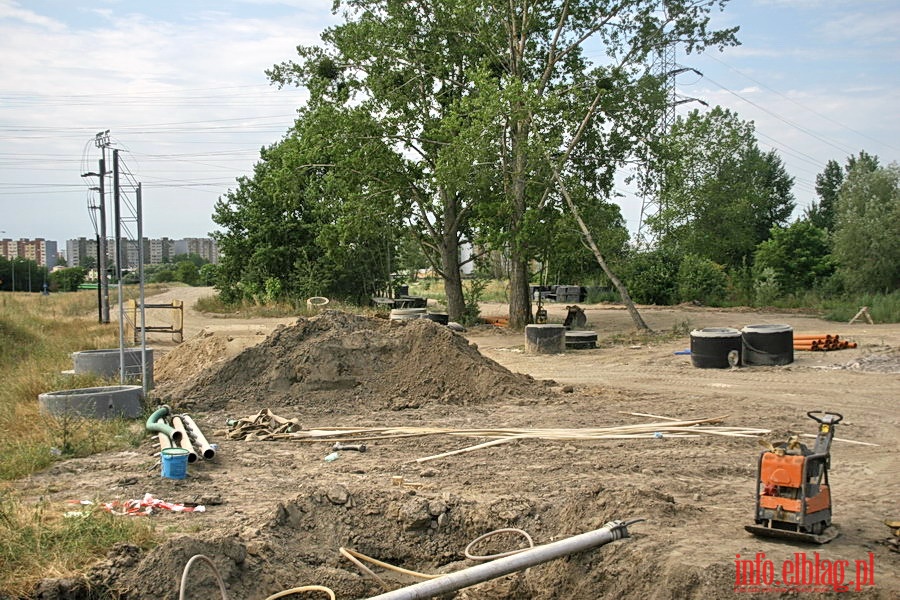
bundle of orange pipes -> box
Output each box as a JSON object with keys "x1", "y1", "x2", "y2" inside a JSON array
[{"x1": 793, "y1": 334, "x2": 857, "y2": 351}]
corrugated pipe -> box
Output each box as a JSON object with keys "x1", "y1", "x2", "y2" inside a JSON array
[
  {"x1": 181, "y1": 414, "x2": 216, "y2": 460},
  {"x1": 172, "y1": 415, "x2": 199, "y2": 463},
  {"x1": 361, "y1": 519, "x2": 641, "y2": 600},
  {"x1": 146, "y1": 405, "x2": 182, "y2": 443}
]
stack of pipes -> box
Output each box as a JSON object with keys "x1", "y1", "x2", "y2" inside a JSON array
[
  {"x1": 793, "y1": 334, "x2": 858, "y2": 352},
  {"x1": 147, "y1": 405, "x2": 216, "y2": 462}
]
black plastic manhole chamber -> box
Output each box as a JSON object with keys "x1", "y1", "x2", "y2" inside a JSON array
[{"x1": 690, "y1": 327, "x2": 742, "y2": 368}]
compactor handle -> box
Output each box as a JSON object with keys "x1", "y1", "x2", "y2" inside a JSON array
[{"x1": 807, "y1": 411, "x2": 843, "y2": 424}]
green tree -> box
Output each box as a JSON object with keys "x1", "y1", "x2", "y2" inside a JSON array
[
  {"x1": 170, "y1": 253, "x2": 208, "y2": 268},
  {"x1": 537, "y1": 200, "x2": 629, "y2": 286},
  {"x1": 753, "y1": 220, "x2": 834, "y2": 295},
  {"x1": 48, "y1": 267, "x2": 86, "y2": 292},
  {"x1": 677, "y1": 254, "x2": 729, "y2": 306},
  {"x1": 807, "y1": 159, "x2": 842, "y2": 231},
  {"x1": 478, "y1": 1, "x2": 736, "y2": 328},
  {"x1": 79, "y1": 255, "x2": 97, "y2": 271},
  {"x1": 0, "y1": 256, "x2": 8, "y2": 291},
  {"x1": 807, "y1": 151, "x2": 880, "y2": 232},
  {"x1": 174, "y1": 261, "x2": 200, "y2": 286},
  {"x1": 198, "y1": 263, "x2": 218, "y2": 286},
  {"x1": 271, "y1": 0, "x2": 738, "y2": 327},
  {"x1": 213, "y1": 104, "x2": 404, "y2": 304},
  {"x1": 149, "y1": 268, "x2": 175, "y2": 284},
  {"x1": 650, "y1": 107, "x2": 795, "y2": 268},
  {"x1": 269, "y1": 2, "x2": 504, "y2": 321},
  {"x1": 617, "y1": 247, "x2": 681, "y2": 305},
  {"x1": 832, "y1": 162, "x2": 900, "y2": 293}
]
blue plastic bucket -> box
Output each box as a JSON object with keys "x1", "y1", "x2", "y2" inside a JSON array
[{"x1": 161, "y1": 447, "x2": 189, "y2": 479}]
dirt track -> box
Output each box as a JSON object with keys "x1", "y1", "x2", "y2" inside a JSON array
[{"x1": 21, "y1": 287, "x2": 900, "y2": 599}]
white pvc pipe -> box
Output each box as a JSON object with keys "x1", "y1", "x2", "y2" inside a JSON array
[
  {"x1": 181, "y1": 414, "x2": 216, "y2": 460},
  {"x1": 362, "y1": 520, "x2": 635, "y2": 600},
  {"x1": 172, "y1": 416, "x2": 199, "y2": 463}
]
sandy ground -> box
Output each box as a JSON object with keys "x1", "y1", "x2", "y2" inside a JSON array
[{"x1": 19, "y1": 286, "x2": 900, "y2": 599}]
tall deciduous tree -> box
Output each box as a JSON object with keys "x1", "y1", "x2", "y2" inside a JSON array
[
  {"x1": 807, "y1": 151, "x2": 880, "y2": 232},
  {"x1": 269, "y1": 2, "x2": 500, "y2": 320},
  {"x1": 807, "y1": 159, "x2": 842, "y2": 231},
  {"x1": 832, "y1": 162, "x2": 899, "y2": 293},
  {"x1": 475, "y1": 0, "x2": 738, "y2": 328},
  {"x1": 270, "y1": 0, "x2": 738, "y2": 328},
  {"x1": 213, "y1": 105, "x2": 404, "y2": 304},
  {"x1": 649, "y1": 107, "x2": 795, "y2": 267}
]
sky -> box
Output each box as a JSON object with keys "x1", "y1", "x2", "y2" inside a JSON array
[{"x1": 0, "y1": 0, "x2": 897, "y2": 251}]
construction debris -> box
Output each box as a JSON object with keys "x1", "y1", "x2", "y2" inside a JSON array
[
  {"x1": 223, "y1": 411, "x2": 772, "y2": 462},
  {"x1": 884, "y1": 520, "x2": 900, "y2": 553},
  {"x1": 225, "y1": 408, "x2": 303, "y2": 440}
]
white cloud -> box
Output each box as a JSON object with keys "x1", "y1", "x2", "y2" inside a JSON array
[
  {"x1": 818, "y1": 10, "x2": 900, "y2": 45},
  {"x1": 0, "y1": 0, "x2": 66, "y2": 32}
]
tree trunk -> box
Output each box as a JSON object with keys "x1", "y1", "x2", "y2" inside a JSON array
[
  {"x1": 508, "y1": 249, "x2": 532, "y2": 329},
  {"x1": 437, "y1": 189, "x2": 466, "y2": 322},
  {"x1": 553, "y1": 170, "x2": 650, "y2": 331},
  {"x1": 441, "y1": 243, "x2": 465, "y2": 322},
  {"x1": 507, "y1": 114, "x2": 533, "y2": 330}
]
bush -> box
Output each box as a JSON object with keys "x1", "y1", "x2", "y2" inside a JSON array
[
  {"x1": 618, "y1": 248, "x2": 680, "y2": 305},
  {"x1": 48, "y1": 267, "x2": 86, "y2": 292},
  {"x1": 676, "y1": 255, "x2": 728, "y2": 306},
  {"x1": 753, "y1": 220, "x2": 834, "y2": 295},
  {"x1": 754, "y1": 267, "x2": 781, "y2": 307}
]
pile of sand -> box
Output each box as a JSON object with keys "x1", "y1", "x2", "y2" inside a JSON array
[{"x1": 155, "y1": 310, "x2": 546, "y2": 412}]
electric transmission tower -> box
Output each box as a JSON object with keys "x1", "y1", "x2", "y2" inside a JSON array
[{"x1": 636, "y1": 37, "x2": 706, "y2": 246}]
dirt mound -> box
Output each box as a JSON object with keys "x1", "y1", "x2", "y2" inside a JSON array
[
  {"x1": 155, "y1": 310, "x2": 547, "y2": 413},
  {"x1": 154, "y1": 329, "x2": 256, "y2": 384}
]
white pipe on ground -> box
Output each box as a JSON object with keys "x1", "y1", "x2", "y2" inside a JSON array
[
  {"x1": 171, "y1": 416, "x2": 199, "y2": 463},
  {"x1": 181, "y1": 414, "x2": 216, "y2": 460},
  {"x1": 362, "y1": 520, "x2": 637, "y2": 600}
]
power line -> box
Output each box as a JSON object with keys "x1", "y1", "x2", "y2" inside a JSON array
[
  {"x1": 701, "y1": 52, "x2": 900, "y2": 154},
  {"x1": 699, "y1": 74, "x2": 858, "y2": 157}
]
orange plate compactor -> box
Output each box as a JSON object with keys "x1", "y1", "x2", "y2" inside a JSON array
[{"x1": 745, "y1": 411, "x2": 842, "y2": 544}]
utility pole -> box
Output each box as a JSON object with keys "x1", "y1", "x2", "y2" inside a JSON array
[
  {"x1": 98, "y1": 155, "x2": 109, "y2": 322},
  {"x1": 96, "y1": 131, "x2": 111, "y2": 323},
  {"x1": 83, "y1": 131, "x2": 111, "y2": 321},
  {"x1": 113, "y1": 149, "x2": 121, "y2": 282}
]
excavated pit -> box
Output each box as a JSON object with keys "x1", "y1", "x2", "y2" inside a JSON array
[{"x1": 74, "y1": 484, "x2": 738, "y2": 600}]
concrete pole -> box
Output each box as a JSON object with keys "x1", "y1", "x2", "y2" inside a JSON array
[{"x1": 98, "y1": 157, "x2": 110, "y2": 323}]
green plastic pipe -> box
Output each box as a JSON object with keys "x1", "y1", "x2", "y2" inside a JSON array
[{"x1": 146, "y1": 404, "x2": 182, "y2": 443}]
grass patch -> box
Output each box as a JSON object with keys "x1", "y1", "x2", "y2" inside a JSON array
[
  {"x1": 194, "y1": 293, "x2": 311, "y2": 317},
  {"x1": 820, "y1": 290, "x2": 900, "y2": 323},
  {"x1": 602, "y1": 319, "x2": 694, "y2": 347},
  {"x1": 195, "y1": 291, "x2": 384, "y2": 319},
  {"x1": 0, "y1": 291, "x2": 161, "y2": 596},
  {"x1": 0, "y1": 492, "x2": 157, "y2": 597},
  {"x1": 0, "y1": 292, "x2": 146, "y2": 481},
  {"x1": 760, "y1": 290, "x2": 900, "y2": 323}
]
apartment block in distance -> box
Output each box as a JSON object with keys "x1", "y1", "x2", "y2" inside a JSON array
[
  {"x1": 1, "y1": 238, "x2": 58, "y2": 268},
  {"x1": 65, "y1": 236, "x2": 218, "y2": 268}
]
